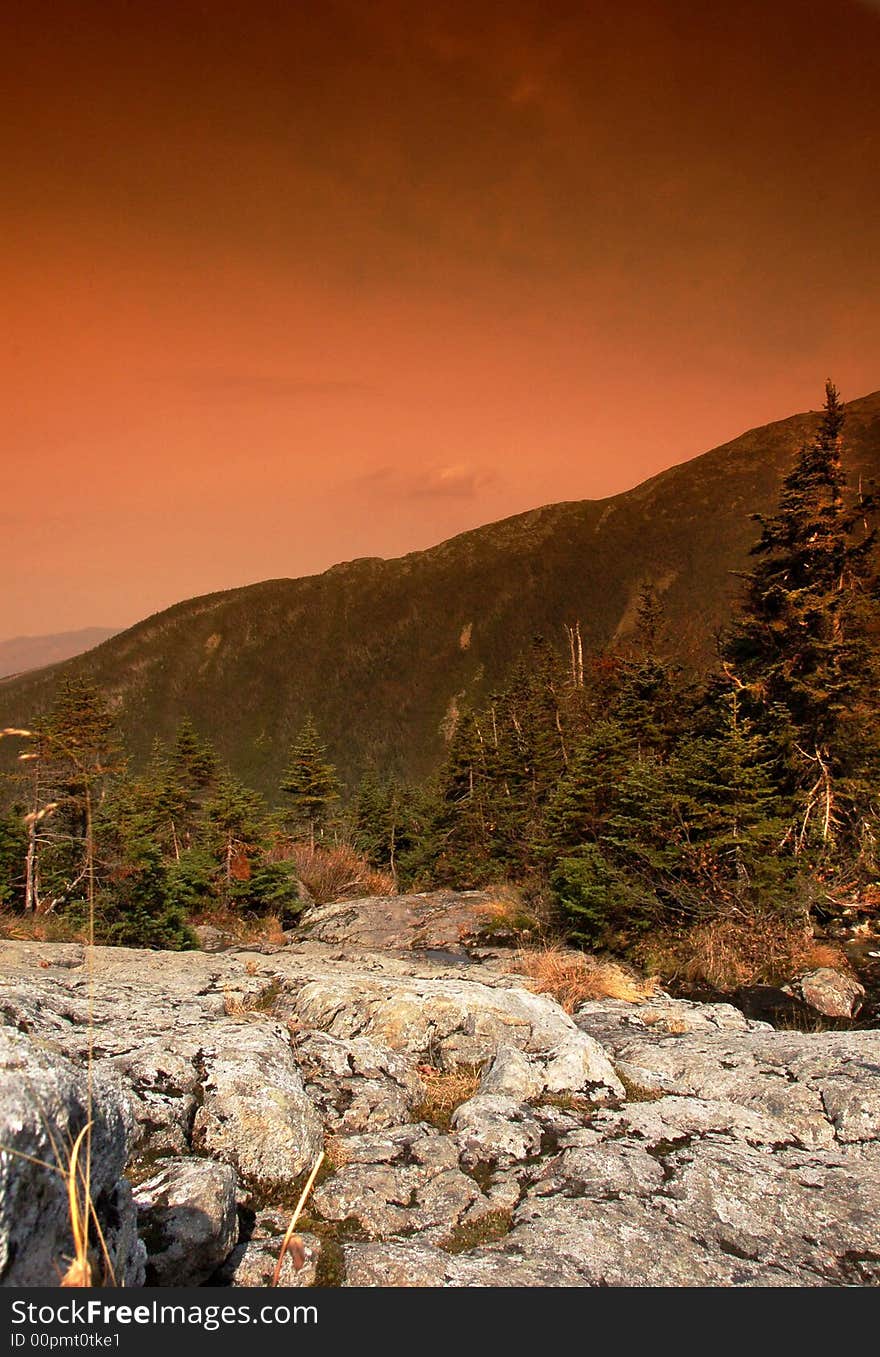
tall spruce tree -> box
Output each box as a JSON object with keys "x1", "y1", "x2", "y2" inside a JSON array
[
  {"x1": 279, "y1": 718, "x2": 340, "y2": 849},
  {"x1": 722, "y1": 382, "x2": 880, "y2": 856}
]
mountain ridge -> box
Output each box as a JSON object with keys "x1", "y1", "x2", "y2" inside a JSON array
[
  {"x1": 0, "y1": 627, "x2": 120, "y2": 681},
  {"x1": 3, "y1": 389, "x2": 879, "y2": 792}
]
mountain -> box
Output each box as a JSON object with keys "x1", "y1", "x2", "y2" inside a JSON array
[
  {"x1": 0, "y1": 627, "x2": 119, "y2": 680},
  {"x1": 2, "y1": 391, "x2": 879, "y2": 793}
]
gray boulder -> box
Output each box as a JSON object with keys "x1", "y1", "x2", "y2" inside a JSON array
[
  {"x1": 293, "y1": 1029, "x2": 425, "y2": 1132},
  {"x1": 791, "y1": 967, "x2": 865, "y2": 1019},
  {"x1": 0, "y1": 1028, "x2": 144, "y2": 1287},
  {"x1": 452, "y1": 1095, "x2": 544, "y2": 1170},
  {"x1": 134, "y1": 1157, "x2": 238, "y2": 1286},
  {"x1": 218, "y1": 1232, "x2": 322, "y2": 1287}
]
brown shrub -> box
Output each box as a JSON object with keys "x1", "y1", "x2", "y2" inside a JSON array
[
  {"x1": 633, "y1": 914, "x2": 850, "y2": 992},
  {"x1": 189, "y1": 906, "x2": 287, "y2": 948},
  {"x1": 510, "y1": 945, "x2": 660, "y2": 1013},
  {"x1": 0, "y1": 909, "x2": 90, "y2": 945},
  {"x1": 288, "y1": 842, "x2": 396, "y2": 905}
]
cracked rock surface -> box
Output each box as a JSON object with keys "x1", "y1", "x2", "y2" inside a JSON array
[{"x1": 1, "y1": 936, "x2": 878, "y2": 1288}]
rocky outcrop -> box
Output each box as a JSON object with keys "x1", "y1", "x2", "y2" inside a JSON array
[
  {"x1": 1, "y1": 937, "x2": 878, "y2": 1288},
  {"x1": 297, "y1": 889, "x2": 522, "y2": 953},
  {"x1": 0, "y1": 1028, "x2": 144, "y2": 1287},
  {"x1": 192, "y1": 1022, "x2": 324, "y2": 1190}
]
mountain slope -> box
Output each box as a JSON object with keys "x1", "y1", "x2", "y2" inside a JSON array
[
  {"x1": 0, "y1": 628, "x2": 119, "y2": 680},
  {"x1": 3, "y1": 391, "x2": 879, "y2": 792}
]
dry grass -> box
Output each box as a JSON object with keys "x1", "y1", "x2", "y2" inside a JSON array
[
  {"x1": 470, "y1": 885, "x2": 543, "y2": 942},
  {"x1": 413, "y1": 1063, "x2": 483, "y2": 1130},
  {"x1": 222, "y1": 977, "x2": 286, "y2": 1020},
  {"x1": 289, "y1": 843, "x2": 396, "y2": 906},
  {"x1": 510, "y1": 945, "x2": 660, "y2": 1013},
  {"x1": 633, "y1": 915, "x2": 851, "y2": 992},
  {"x1": 0, "y1": 908, "x2": 90, "y2": 945},
  {"x1": 189, "y1": 906, "x2": 288, "y2": 948}
]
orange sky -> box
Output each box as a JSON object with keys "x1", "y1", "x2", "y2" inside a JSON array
[{"x1": 2, "y1": 0, "x2": 879, "y2": 637}]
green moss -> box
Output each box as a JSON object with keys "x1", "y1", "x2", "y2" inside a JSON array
[
  {"x1": 439, "y1": 1209, "x2": 513, "y2": 1255},
  {"x1": 617, "y1": 1071, "x2": 666, "y2": 1103}
]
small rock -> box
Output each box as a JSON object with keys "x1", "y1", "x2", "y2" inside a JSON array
[
  {"x1": 312, "y1": 1158, "x2": 485, "y2": 1239},
  {"x1": 297, "y1": 890, "x2": 508, "y2": 953},
  {"x1": 452, "y1": 1094, "x2": 543, "y2": 1169},
  {"x1": 193, "y1": 1021, "x2": 324, "y2": 1192},
  {"x1": 478, "y1": 1045, "x2": 544, "y2": 1100},
  {"x1": 820, "y1": 1079, "x2": 880, "y2": 1142},
  {"x1": 193, "y1": 925, "x2": 237, "y2": 953},
  {"x1": 792, "y1": 967, "x2": 865, "y2": 1019},
  {"x1": 344, "y1": 1240, "x2": 448, "y2": 1287},
  {"x1": 294, "y1": 1029, "x2": 425, "y2": 1132},
  {"x1": 217, "y1": 1232, "x2": 321, "y2": 1287},
  {"x1": 134, "y1": 1158, "x2": 238, "y2": 1286},
  {"x1": 530, "y1": 1143, "x2": 665, "y2": 1199}
]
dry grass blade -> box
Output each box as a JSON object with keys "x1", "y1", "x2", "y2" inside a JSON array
[
  {"x1": 288, "y1": 842, "x2": 395, "y2": 904},
  {"x1": 271, "y1": 1150, "x2": 326, "y2": 1287},
  {"x1": 511, "y1": 945, "x2": 659, "y2": 1012},
  {"x1": 60, "y1": 1124, "x2": 92, "y2": 1288},
  {"x1": 634, "y1": 916, "x2": 852, "y2": 992}
]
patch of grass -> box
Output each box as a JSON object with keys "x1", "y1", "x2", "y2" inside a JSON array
[
  {"x1": 289, "y1": 843, "x2": 396, "y2": 905},
  {"x1": 617, "y1": 1072, "x2": 666, "y2": 1103},
  {"x1": 633, "y1": 915, "x2": 852, "y2": 993},
  {"x1": 0, "y1": 908, "x2": 90, "y2": 945},
  {"x1": 439, "y1": 1208, "x2": 513, "y2": 1255},
  {"x1": 413, "y1": 1063, "x2": 482, "y2": 1131},
  {"x1": 510, "y1": 945, "x2": 660, "y2": 1013},
  {"x1": 190, "y1": 907, "x2": 288, "y2": 948},
  {"x1": 222, "y1": 977, "x2": 287, "y2": 1019},
  {"x1": 469, "y1": 885, "x2": 542, "y2": 945},
  {"x1": 533, "y1": 1091, "x2": 595, "y2": 1115}
]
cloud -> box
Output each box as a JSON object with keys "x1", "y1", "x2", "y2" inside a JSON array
[{"x1": 353, "y1": 462, "x2": 500, "y2": 501}]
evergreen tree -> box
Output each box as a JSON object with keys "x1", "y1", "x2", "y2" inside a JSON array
[
  {"x1": 101, "y1": 844, "x2": 195, "y2": 950},
  {"x1": 543, "y1": 718, "x2": 633, "y2": 855},
  {"x1": 204, "y1": 774, "x2": 267, "y2": 897},
  {"x1": 279, "y1": 718, "x2": 340, "y2": 849},
  {"x1": 722, "y1": 382, "x2": 880, "y2": 856},
  {"x1": 351, "y1": 769, "x2": 415, "y2": 879},
  {"x1": 21, "y1": 680, "x2": 121, "y2": 914},
  {"x1": 0, "y1": 811, "x2": 26, "y2": 908},
  {"x1": 423, "y1": 711, "x2": 494, "y2": 887}
]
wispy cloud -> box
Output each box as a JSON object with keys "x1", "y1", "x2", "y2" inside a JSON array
[{"x1": 353, "y1": 462, "x2": 500, "y2": 501}]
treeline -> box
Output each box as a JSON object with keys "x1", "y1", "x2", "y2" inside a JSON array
[
  {"x1": 3, "y1": 383, "x2": 879, "y2": 957},
  {"x1": 0, "y1": 709, "x2": 343, "y2": 947},
  {"x1": 357, "y1": 383, "x2": 880, "y2": 946}
]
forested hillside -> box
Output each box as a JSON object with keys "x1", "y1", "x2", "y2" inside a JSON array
[
  {"x1": 3, "y1": 385, "x2": 879, "y2": 989},
  {"x1": 2, "y1": 390, "x2": 879, "y2": 792}
]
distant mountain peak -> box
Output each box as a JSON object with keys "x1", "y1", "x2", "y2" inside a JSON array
[{"x1": 0, "y1": 627, "x2": 120, "y2": 680}]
